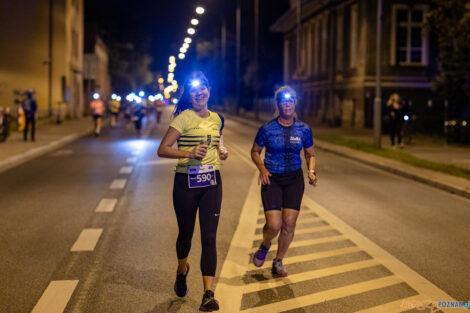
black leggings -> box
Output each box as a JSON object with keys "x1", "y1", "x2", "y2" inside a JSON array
[{"x1": 173, "y1": 171, "x2": 222, "y2": 276}]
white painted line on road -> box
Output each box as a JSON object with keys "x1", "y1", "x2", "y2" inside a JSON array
[
  {"x1": 303, "y1": 196, "x2": 466, "y2": 312},
  {"x1": 252, "y1": 225, "x2": 333, "y2": 241},
  {"x1": 94, "y1": 198, "x2": 117, "y2": 213},
  {"x1": 126, "y1": 157, "x2": 137, "y2": 163},
  {"x1": 354, "y1": 295, "x2": 426, "y2": 313},
  {"x1": 31, "y1": 280, "x2": 79, "y2": 313},
  {"x1": 246, "y1": 246, "x2": 361, "y2": 271},
  {"x1": 109, "y1": 179, "x2": 126, "y2": 189},
  {"x1": 70, "y1": 228, "x2": 103, "y2": 252},
  {"x1": 119, "y1": 166, "x2": 133, "y2": 174},
  {"x1": 264, "y1": 235, "x2": 346, "y2": 251},
  {"x1": 243, "y1": 259, "x2": 380, "y2": 293},
  {"x1": 241, "y1": 276, "x2": 403, "y2": 313}
]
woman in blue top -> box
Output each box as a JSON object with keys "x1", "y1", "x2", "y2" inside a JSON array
[{"x1": 250, "y1": 85, "x2": 318, "y2": 277}]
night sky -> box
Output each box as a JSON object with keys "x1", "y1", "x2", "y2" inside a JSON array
[{"x1": 85, "y1": 0, "x2": 290, "y2": 99}]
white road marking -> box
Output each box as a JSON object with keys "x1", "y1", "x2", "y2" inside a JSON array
[
  {"x1": 70, "y1": 228, "x2": 103, "y2": 252},
  {"x1": 252, "y1": 225, "x2": 333, "y2": 241},
  {"x1": 302, "y1": 197, "x2": 466, "y2": 312},
  {"x1": 109, "y1": 179, "x2": 126, "y2": 189},
  {"x1": 94, "y1": 198, "x2": 117, "y2": 213},
  {"x1": 119, "y1": 166, "x2": 133, "y2": 174},
  {"x1": 354, "y1": 295, "x2": 427, "y2": 313},
  {"x1": 261, "y1": 235, "x2": 346, "y2": 251},
  {"x1": 246, "y1": 246, "x2": 361, "y2": 271},
  {"x1": 241, "y1": 276, "x2": 403, "y2": 313},
  {"x1": 126, "y1": 157, "x2": 137, "y2": 163},
  {"x1": 31, "y1": 280, "x2": 79, "y2": 313},
  {"x1": 243, "y1": 259, "x2": 380, "y2": 293}
]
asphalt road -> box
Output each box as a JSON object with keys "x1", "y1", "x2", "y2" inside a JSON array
[{"x1": 0, "y1": 107, "x2": 468, "y2": 313}]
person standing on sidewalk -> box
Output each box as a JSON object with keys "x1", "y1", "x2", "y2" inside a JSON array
[
  {"x1": 157, "y1": 71, "x2": 228, "y2": 312},
  {"x1": 22, "y1": 90, "x2": 37, "y2": 142},
  {"x1": 387, "y1": 93, "x2": 405, "y2": 149},
  {"x1": 251, "y1": 85, "x2": 318, "y2": 277},
  {"x1": 90, "y1": 92, "x2": 104, "y2": 136}
]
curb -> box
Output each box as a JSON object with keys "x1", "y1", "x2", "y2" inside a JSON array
[
  {"x1": 225, "y1": 113, "x2": 470, "y2": 200},
  {"x1": 0, "y1": 128, "x2": 93, "y2": 174}
]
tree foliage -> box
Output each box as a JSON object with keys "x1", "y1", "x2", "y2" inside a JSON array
[{"x1": 426, "y1": 0, "x2": 470, "y2": 108}]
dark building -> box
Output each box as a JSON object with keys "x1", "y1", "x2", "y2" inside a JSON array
[{"x1": 271, "y1": 0, "x2": 438, "y2": 129}]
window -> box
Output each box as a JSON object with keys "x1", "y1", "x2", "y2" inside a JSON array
[
  {"x1": 391, "y1": 5, "x2": 429, "y2": 65},
  {"x1": 350, "y1": 4, "x2": 358, "y2": 69},
  {"x1": 336, "y1": 10, "x2": 344, "y2": 71}
]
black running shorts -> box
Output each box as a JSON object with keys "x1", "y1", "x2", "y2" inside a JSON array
[{"x1": 261, "y1": 169, "x2": 305, "y2": 211}]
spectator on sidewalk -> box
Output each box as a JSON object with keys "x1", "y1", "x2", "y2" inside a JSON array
[
  {"x1": 22, "y1": 90, "x2": 37, "y2": 142},
  {"x1": 90, "y1": 92, "x2": 104, "y2": 136},
  {"x1": 387, "y1": 93, "x2": 404, "y2": 149}
]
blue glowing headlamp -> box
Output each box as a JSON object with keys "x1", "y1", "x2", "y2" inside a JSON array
[
  {"x1": 92, "y1": 93, "x2": 100, "y2": 100},
  {"x1": 191, "y1": 80, "x2": 201, "y2": 88},
  {"x1": 276, "y1": 91, "x2": 294, "y2": 103}
]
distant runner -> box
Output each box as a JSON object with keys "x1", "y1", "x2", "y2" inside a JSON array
[
  {"x1": 251, "y1": 85, "x2": 318, "y2": 277},
  {"x1": 90, "y1": 92, "x2": 104, "y2": 136}
]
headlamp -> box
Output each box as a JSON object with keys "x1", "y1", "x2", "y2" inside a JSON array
[
  {"x1": 191, "y1": 80, "x2": 201, "y2": 88},
  {"x1": 92, "y1": 93, "x2": 100, "y2": 100}
]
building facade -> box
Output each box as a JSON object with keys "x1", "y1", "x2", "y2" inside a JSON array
[
  {"x1": 0, "y1": 0, "x2": 84, "y2": 118},
  {"x1": 272, "y1": 0, "x2": 438, "y2": 129}
]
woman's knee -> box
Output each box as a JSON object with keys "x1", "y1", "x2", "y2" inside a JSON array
[
  {"x1": 265, "y1": 221, "x2": 282, "y2": 234},
  {"x1": 281, "y1": 220, "x2": 296, "y2": 234}
]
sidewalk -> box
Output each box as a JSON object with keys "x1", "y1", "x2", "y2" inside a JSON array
[
  {"x1": 226, "y1": 110, "x2": 470, "y2": 199},
  {"x1": 0, "y1": 117, "x2": 93, "y2": 173}
]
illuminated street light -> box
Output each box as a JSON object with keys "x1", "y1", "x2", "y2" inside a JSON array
[
  {"x1": 169, "y1": 56, "x2": 176, "y2": 64},
  {"x1": 158, "y1": 78, "x2": 164, "y2": 84},
  {"x1": 187, "y1": 28, "x2": 196, "y2": 35},
  {"x1": 172, "y1": 80, "x2": 178, "y2": 86},
  {"x1": 184, "y1": 37, "x2": 192, "y2": 44},
  {"x1": 139, "y1": 91, "x2": 145, "y2": 97},
  {"x1": 183, "y1": 43, "x2": 189, "y2": 49},
  {"x1": 169, "y1": 68, "x2": 174, "y2": 73},
  {"x1": 196, "y1": 7, "x2": 205, "y2": 14},
  {"x1": 180, "y1": 47, "x2": 187, "y2": 53},
  {"x1": 178, "y1": 53, "x2": 185, "y2": 59},
  {"x1": 191, "y1": 19, "x2": 199, "y2": 25}
]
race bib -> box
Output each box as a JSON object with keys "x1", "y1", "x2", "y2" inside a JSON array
[{"x1": 188, "y1": 164, "x2": 217, "y2": 188}]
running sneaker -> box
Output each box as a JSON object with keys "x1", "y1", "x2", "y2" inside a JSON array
[
  {"x1": 174, "y1": 263, "x2": 189, "y2": 297},
  {"x1": 252, "y1": 243, "x2": 270, "y2": 267},
  {"x1": 199, "y1": 290, "x2": 219, "y2": 312},
  {"x1": 272, "y1": 259, "x2": 288, "y2": 277}
]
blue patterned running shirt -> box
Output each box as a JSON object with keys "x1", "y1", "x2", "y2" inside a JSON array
[{"x1": 254, "y1": 118, "x2": 314, "y2": 174}]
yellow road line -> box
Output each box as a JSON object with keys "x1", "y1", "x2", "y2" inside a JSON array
[
  {"x1": 302, "y1": 197, "x2": 466, "y2": 313},
  {"x1": 252, "y1": 225, "x2": 333, "y2": 241},
  {"x1": 241, "y1": 275, "x2": 403, "y2": 313},
  {"x1": 354, "y1": 295, "x2": 428, "y2": 313},
  {"x1": 256, "y1": 216, "x2": 321, "y2": 226},
  {"x1": 257, "y1": 235, "x2": 346, "y2": 251},
  {"x1": 246, "y1": 246, "x2": 361, "y2": 271},
  {"x1": 243, "y1": 259, "x2": 380, "y2": 293}
]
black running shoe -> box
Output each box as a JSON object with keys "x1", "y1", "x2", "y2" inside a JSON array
[
  {"x1": 174, "y1": 263, "x2": 189, "y2": 297},
  {"x1": 199, "y1": 290, "x2": 219, "y2": 312}
]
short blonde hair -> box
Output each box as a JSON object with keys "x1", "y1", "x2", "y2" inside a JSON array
[{"x1": 274, "y1": 85, "x2": 297, "y2": 105}]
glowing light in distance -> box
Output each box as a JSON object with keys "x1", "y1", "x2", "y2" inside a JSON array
[
  {"x1": 184, "y1": 37, "x2": 192, "y2": 44},
  {"x1": 196, "y1": 7, "x2": 205, "y2": 14},
  {"x1": 404, "y1": 115, "x2": 410, "y2": 121},
  {"x1": 183, "y1": 43, "x2": 189, "y2": 49},
  {"x1": 156, "y1": 94, "x2": 163, "y2": 100},
  {"x1": 135, "y1": 97, "x2": 142, "y2": 104},
  {"x1": 172, "y1": 80, "x2": 177, "y2": 86},
  {"x1": 168, "y1": 73, "x2": 175, "y2": 78},
  {"x1": 178, "y1": 53, "x2": 185, "y2": 59},
  {"x1": 93, "y1": 92, "x2": 100, "y2": 100},
  {"x1": 169, "y1": 64, "x2": 175, "y2": 70},
  {"x1": 116, "y1": 96, "x2": 121, "y2": 101},
  {"x1": 158, "y1": 78, "x2": 164, "y2": 84},
  {"x1": 111, "y1": 93, "x2": 117, "y2": 100},
  {"x1": 187, "y1": 28, "x2": 195, "y2": 35},
  {"x1": 180, "y1": 47, "x2": 187, "y2": 53},
  {"x1": 173, "y1": 98, "x2": 178, "y2": 104},
  {"x1": 148, "y1": 95, "x2": 155, "y2": 101},
  {"x1": 139, "y1": 91, "x2": 145, "y2": 97},
  {"x1": 169, "y1": 68, "x2": 174, "y2": 73},
  {"x1": 168, "y1": 77, "x2": 173, "y2": 83},
  {"x1": 191, "y1": 19, "x2": 199, "y2": 25},
  {"x1": 169, "y1": 56, "x2": 176, "y2": 64},
  {"x1": 164, "y1": 93, "x2": 171, "y2": 99}
]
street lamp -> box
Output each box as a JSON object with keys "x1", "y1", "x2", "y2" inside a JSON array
[
  {"x1": 184, "y1": 37, "x2": 192, "y2": 44},
  {"x1": 196, "y1": 7, "x2": 204, "y2": 14},
  {"x1": 178, "y1": 53, "x2": 185, "y2": 59},
  {"x1": 180, "y1": 47, "x2": 187, "y2": 53},
  {"x1": 183, "y1": 43, "x2": 189, "y2": 49},
  {"x1": 187, "y1": 28, "x2": 196, "y2": 35},
  {"x1": 191, "y1": 18, "x2": 199, "y2": 25},
  {"x1": 169, "y1": 56, "x2": 176, "y2": 64}
]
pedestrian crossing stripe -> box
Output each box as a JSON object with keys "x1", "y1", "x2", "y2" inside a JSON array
[{"x1": 216, "y1": 140, "x2": 464, "y2": 313}]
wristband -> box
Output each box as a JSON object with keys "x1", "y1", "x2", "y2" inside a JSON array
[{"x1": 309, "y1": 170, "x2": 316, "y2": 174}]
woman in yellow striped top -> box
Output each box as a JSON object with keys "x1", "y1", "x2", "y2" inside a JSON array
[{"x1": 158, "y1": 71, "x2": 228, "y2": 312}]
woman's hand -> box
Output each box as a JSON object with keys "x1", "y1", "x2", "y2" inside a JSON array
[
  {"x1": 308, "y1": 172, "x2": 318, "y2": 186},
  {"x1": 258, "y1": 167, "x2": 272, "y2": 185},
  {"x1": 218, "y1": 146, "x2": 229, "y2": 160},
  {"x1": 190, "y1": 144, "x2": 208, "y2": 160}
]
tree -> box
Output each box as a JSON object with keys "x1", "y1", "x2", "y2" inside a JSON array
[{"x1": 426, "y1": 0, "x2": 470, "y2": 109}]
